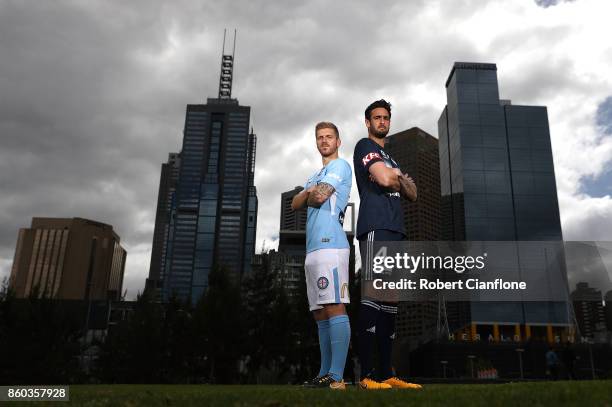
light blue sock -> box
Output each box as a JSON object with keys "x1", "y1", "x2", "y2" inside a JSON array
[
  {"x1": 328, "y1": 315, "x2": 351, "y2": 382},
  {"x1": 317, "y1": 319, "x2": 331, "y2": 377}
]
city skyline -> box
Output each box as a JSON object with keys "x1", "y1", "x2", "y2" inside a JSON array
[{"x1": 1, "y1": 1, "x2": 612, "y2": 298}]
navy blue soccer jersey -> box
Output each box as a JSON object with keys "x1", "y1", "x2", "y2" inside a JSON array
[{"x1": 353, "y1": 138, "x2": 406, "y2": 239}]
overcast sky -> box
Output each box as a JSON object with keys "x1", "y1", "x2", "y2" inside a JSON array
[{"x1": 1, "y1": 0, "x2": 611, "y2": 299}]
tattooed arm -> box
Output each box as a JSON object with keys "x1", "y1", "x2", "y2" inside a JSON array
[
  {"x1": 307, "y1": 182, "x2": 335, "y2": 208},
  {"x1": 398, "y1": 173, "x2": 417, "y2": 201},
  {"x1": 291, "y1": 186, "x2": 312, "y2": 210}
]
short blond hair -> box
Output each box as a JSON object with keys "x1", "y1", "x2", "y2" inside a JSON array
[{"x1": 315, "y1": 121, "x2": 339, "y2": 138}]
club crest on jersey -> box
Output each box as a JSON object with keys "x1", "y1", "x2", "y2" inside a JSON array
[
  {"x1": 317, "y1": 277, "x2": 329, "y2": 290},
  {"x1": 362, "y1": 152, "x2": 381, "y2": 166}
]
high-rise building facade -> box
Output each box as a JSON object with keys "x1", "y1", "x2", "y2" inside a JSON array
[
  {"x1": 278, "y1": 186, "x2": 308, "y2": 256},
  {"x1": 9, "y1": 217, "x2": 126, "y2": 301},
  {"x1": 605, "y1": 290, "x2": 612, "y2": 333},
  {"x1": 146, "y1": 153, "x2": 180, "y2": 299},
  {"x1": 385, "y1": 127, "x2": 441, "y2": 241},
  {"x1": 439, "y1": 62, "x2": 563, "y2": 242},
  {"x1": 437, "y1": 62, "x2": 568, "y2": 340},
  {"x1": 385, "y1": 128, "x2": 441, "y2": 343},
  {"x1": 149, "y1": 43, "x2": 258, "y2": 303},
  {"x1": 571, "y1": 282, "x2": 606, "y2": 339}
]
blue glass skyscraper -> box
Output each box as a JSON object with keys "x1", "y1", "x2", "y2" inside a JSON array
[
  {"x1": 149, "y1": 38, "x2": 258, "y2": 303},
  {"x1": 438, "y1": 62, "x2": 569, "y2": 341}
]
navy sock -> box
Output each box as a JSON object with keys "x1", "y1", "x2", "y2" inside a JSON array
[
  {"x1": 316, "y1": 319, "x2": 331, "y2": 377},
  {"x1": 328, "y1": 315, "x2": 351, "y2": 382},
  {"x1": 376, "y1": 304, "x2": 397, "y2": 380},
  {"x1": 358, "y1": 301, "x2": 379, "y2": 378}
]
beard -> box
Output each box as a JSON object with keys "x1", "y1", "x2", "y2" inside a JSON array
[
  {"x1": 317, "y1": 145, "x2": 336, "y2": 157},
  {"x1": 370, "y1": 127, "x2": 389, "y2": 139}
]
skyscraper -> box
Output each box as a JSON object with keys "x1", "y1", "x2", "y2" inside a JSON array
[
  {"x1": 10, "y1": 217, "x2": 126, "y2": 301},
  {"x1": 438, "y1": 62, "x2": 568, "y2": 341},
  {"x1": 146, "y1": 153, "x2": 180, "y2": 300},
  {"x1": 571, "y1": 282, "x2": 606, "y2": 339},
  {"x1": 385, "y1": 128, "x2": 441, "y2": 343},
  {"x1": 149, "y1": 34, "x2": 258, "y2": 303},
  {"x1": 439, "y1": 62, "x2": 562, "y2": 242},
  {"x1": 278, "y1": 186, "x2": 308, "y2": 256},
  {"x1": 385, "y1": 127, "x2": 441, "y2": 241}
]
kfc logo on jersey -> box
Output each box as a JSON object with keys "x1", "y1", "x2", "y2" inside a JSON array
[{"x1": 362, "y1": 152, "x2": 382, "y2": 166}]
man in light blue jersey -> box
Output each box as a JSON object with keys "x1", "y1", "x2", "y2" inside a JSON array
[{"x1": 292, "y1": 121, "x2": 352, "y2": 390}]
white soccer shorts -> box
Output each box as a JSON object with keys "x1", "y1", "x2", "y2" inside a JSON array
[{"x1": 304, "y1": 248, "x2": 350, "y2": 311}]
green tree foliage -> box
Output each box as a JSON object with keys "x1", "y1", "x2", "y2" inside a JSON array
[
  {"x1": 241, "y1": 260, "x2": 295, "y2": 383},
  {"x1": 97, "y1": 290, "x2": 165, "y2": 383},
  {"x1": 0, "y1": 280, "x2": 83, "y2": 384},
  {"x1": 194, "y1": 264, "x2": 244, "y2": 383}
]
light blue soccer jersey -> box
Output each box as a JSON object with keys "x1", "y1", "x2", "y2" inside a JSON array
[{"x1": 304, "y1": 158, "x2": 352, "y2": 253}]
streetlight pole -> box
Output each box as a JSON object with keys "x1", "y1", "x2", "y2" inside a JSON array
[
  {"x1": 588, "y1": 342, "x2": 596, "y2": 380},
  {"x1": 468, "y1": 355, "x2": 475, "y2": 379},
  {"x1": 516, "y1": 348, "x2": 525, "y2": 379}
]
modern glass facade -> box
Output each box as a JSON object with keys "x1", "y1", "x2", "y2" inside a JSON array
[
  {"x1": 147, "y1": 153, "x2": 180, "y2": 300},
  {"x1": 438, "y1": 62, "x2": 568, "y2": 329},
  {"x1": 151, "y1": 98, "x2": 258, "y2": 303}
]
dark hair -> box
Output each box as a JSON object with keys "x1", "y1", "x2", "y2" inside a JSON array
[
  {"x1": 365, "y1": 99, "x2": 392, "y2": 120},
  {"x1": 315, "y1": 121, "x2": 339, "y2": 138}
]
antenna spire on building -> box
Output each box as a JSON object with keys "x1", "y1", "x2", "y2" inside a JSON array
[{"x1": 218, "y1": 29, "x2": 236, "y2": 99}]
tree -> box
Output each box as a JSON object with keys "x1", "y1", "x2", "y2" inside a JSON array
[{"x1": 193, "y1": 264, "x2": 245, "y2": 383}]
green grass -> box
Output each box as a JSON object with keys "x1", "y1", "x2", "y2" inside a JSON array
[{"x1": 14, "y1": 381, "x2": 612, "y2": 407}]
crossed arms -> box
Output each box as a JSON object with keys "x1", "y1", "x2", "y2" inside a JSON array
[
  {"x1": 291, "y1": 161, "x2": 417, "y2": 211},
  {"x1": 291, "y1": 182, "x2": 335, "y2": 210},
  {"x1": 369, "y1": 162, "x2": 417, "y2": 202}
]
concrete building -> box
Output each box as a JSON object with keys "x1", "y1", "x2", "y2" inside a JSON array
[
  {"x1": 385, "y1": 127, "x2": 441, "y2": 343},
  {"x1": 9, "y1": 217, "x2": 126, "y2": 301}
]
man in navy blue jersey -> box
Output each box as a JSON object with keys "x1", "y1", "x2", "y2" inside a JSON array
[{"x1": 353, "y1": 99, "x2": 421, "y2": 390}]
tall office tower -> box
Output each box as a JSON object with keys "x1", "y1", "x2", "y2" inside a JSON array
[
  {"x1": 251, "y1": 250, "x2": 303, "y2": 297},
  {"x1": 385, "y1": 127, "x2": 441, "y2": 241},
  {"x1": 152, "y1": 34, "x2": 258, "y2": 303},
  {"x1": 385, "y1": 128, "x2": 441, "y2": 342},
  {"x1": 146, "y1": 153, "x2": 180, "y2": 299},
  {"x1": 9, "y1": 217, "x2": 126, "y2": 301},
  {"x1": 438, "y1": 62, "x2": 567, "y2": 340},
  {"x1": 571, "y1": 282, "x2": 606, "y2": 339},
  {"x1": 279, "y1": 186, "x2": 308, "y2": 256},
  {"x1": 605, "y1": 290, "x2": 612, "y2": 332}
]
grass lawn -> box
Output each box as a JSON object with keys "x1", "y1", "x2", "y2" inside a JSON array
[{"x1": 13, "y1": 380, "x2": 612, "y2": 406}]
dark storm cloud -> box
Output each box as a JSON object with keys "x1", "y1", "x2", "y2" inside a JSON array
[
  {"x1": 534, "y1": 0, "x2": 576, "y2": 8},
  {"x1": 1, "y1": 0, "x2": 609, "y2": 296},
  {"x1": 0, "y1": 1, "x2": 212, "y2": 282}
]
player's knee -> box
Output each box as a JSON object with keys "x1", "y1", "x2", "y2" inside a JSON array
[{"x1": 325, "y1": 303, "x2": 346, "y2": 317}]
